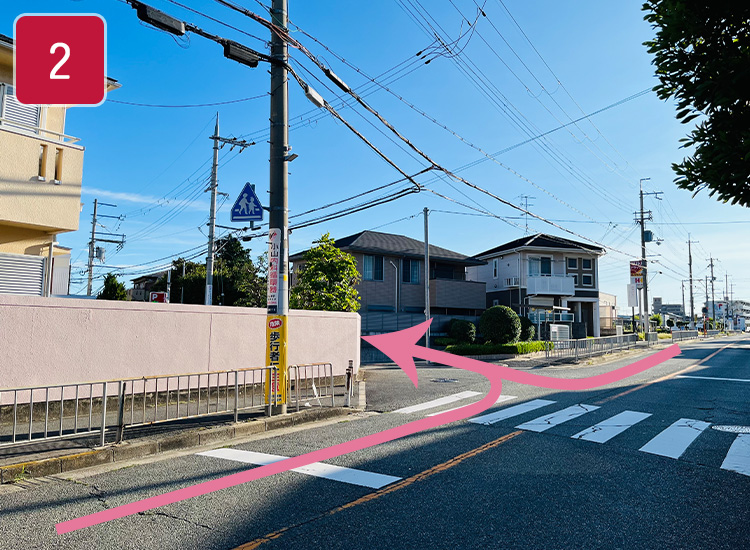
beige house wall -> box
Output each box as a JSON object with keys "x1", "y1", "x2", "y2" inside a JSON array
[
  {"x1": 0, "y1": 129, "x2": 84, "y2": 235},
  {"x1": 0, "y1": 295, "x2": 361, "y2": 389}
]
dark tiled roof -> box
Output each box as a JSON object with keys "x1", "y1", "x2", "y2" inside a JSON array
[
  {"x1": 290, "y1": 230, "x2": 485, "y2": 266},
  {"x1": 0, "y1": 33, "x2": 12, "y2": 46},
  {"x1": 474, "y1": 233, "x2": 604, "y2": 258}
]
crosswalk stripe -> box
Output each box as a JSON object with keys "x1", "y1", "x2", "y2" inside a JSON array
[
  {"x1": 721, "y1": 434, "x2": 750, "y2": 477},
  {"x1": 197, "y1": 448, "x2": 401, "y2": 489},
  {"x1": 571, "y1": 410, "x2": 652, "y2": 443},
  {"x1": 393, "y1": 391, "x2": 482, "y2": 414},
  {"x1": 469, "y1": 399, "x2": 556, "y2": 426},
  {"x1": 427, "y1": 395, "x2": 517, "y2": 417},
  {"x1": 639, "y1": 418, "x2": 710, "y2": 459},
  {"x1": 516, "y1": 404, "x2": 599, "y2": 433}
]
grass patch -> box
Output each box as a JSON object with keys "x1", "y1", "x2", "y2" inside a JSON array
[{"x1": 444, "y1": 341, "x2": 551, "y2": 356}]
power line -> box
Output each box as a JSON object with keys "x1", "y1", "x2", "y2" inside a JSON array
[{"x1": 108, "y1": 93, "x2": 268, "y2": 108}]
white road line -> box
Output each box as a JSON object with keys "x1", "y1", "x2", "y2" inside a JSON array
[
  {"x1": 469, "y1": 399, "x2": 556, "y2": 426},
  {"x1": 572, "y1": 410, "x2": 652, "y2": 443},
  {"x1": 639, "y1": 418, "x2": 710, "y2": 459},
  {"x1": 516, "y1": 404, "x2": 599, "y2": 433},
  {"x1": 393, "y1": 391, "x2": 482, "y2": 414},
  {"x1": 197, "y1": 448, "x2": 401, "y2": 489},
  {"x1": 426, "y1": 395, "x2": 517, "y2": 417},
  {"x1": 676, "y1": 375, "x2": 750, "y2": 383},
  {"x1": 721, "y1": 434, "x2": 750, "y2": 477}
]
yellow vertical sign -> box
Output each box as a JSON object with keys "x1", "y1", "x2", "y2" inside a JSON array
[{"x1": 265, "y1": 314, "x2": 287, "y2": 404}]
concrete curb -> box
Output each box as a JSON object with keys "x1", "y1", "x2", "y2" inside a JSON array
[{"x1": 0, "y1": 406, "x2": 355, "y2": 484}]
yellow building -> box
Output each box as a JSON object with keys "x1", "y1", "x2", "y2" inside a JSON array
[{"x1": 0, "y1": 33, "x2": 119, "y2": 295}]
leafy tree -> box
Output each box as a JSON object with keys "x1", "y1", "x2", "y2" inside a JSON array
[
  {"x1": 290, "y1": 233, "x2": 360, "y2": 312},
  {"x1": 642, "y1": 1, "x2": 750, "y2": 206},
  {"x1": 666, "y1": 318, "x2": 675, "y2": 328},
  {"x1": 151, "y1": 237, "x2": 267, "y2": 307},
  {"x1": 519, "y1": 316, "x2": 536, "y2": 342},
  {"x1": 478, "y1": 306, "x2": 521, "y2": 345},
  {"x1": 448, "y1": 319, "x2": 476, "y2": 343},
  {"x1": 650, "y1": 313, "x2": 663, "y2": 326},
  {"x1": 98, "y1": 273, "x2": 127, "y2": 301}
]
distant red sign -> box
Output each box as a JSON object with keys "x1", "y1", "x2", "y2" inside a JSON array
[{"x1": 150, "y1": 292, "x2": 167, "y2": 303}]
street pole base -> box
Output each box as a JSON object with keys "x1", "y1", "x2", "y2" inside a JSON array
[{"x1": 267, "y1": 403, "x2": 287, "y2": 416}]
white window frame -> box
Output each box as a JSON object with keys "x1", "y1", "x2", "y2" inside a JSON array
[
  {"x1": 582, "y1": 258, "x2": 593, "y2": 270},
  {"x1": 492, "y1": 258, "x2": 498, "y2": 279},
  {"x1": 582, "y1": 274, "x2": 593, "y2": 287},
  {"x1": 567, "y1": 258, "x2": 577, "y2": 270}
]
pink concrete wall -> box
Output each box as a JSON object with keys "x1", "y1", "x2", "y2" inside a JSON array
[{"x1": 0, "y1": 295, "x2": 360, "y2": 389}]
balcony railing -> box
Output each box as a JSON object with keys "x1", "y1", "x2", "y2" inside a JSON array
[
  {"x1": 526, "y1": 274, "x2": 575, "y2": 296},
  {"x1": 528, "y1": 311, "x2": 575, "y2": 323},
  {"x1": 0, "y1": 84, "x2": 80, "y2": 144}
]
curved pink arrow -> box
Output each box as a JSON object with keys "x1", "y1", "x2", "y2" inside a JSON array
[{"x1": 57, "y1": 320, "x2": 679, "y2": 534}]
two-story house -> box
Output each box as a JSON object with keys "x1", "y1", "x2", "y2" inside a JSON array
[
  {"x1": 467, "y1": 233, "x2": 605, "y2": 337},
  {"x1": 290, "y1": 230, "x2": 486, "y2": 332},
  {"x1": 0, "y1": 33, "x2": 119, "y2": 296}
]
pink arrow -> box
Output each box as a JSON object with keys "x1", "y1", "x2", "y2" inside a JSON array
[{"x1": 57, "y1": 320, "x2": 679, "y2": 534}]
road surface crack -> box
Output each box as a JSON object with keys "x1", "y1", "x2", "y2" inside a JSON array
[{"x1": 137, "y1": 510, "x2": 214, "y2": 530}]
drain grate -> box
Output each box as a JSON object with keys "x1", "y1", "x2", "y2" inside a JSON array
[
  {"x1": 430, "y1": 378, "x2": 459, "y2": 383},
  {"x1": 711, "y1": 425, "x2": 750, "y2": 434}
]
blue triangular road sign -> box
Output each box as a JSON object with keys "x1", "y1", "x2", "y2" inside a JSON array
[{"x1": 231, "y1": 183, "x2": 263, "y2": 222}]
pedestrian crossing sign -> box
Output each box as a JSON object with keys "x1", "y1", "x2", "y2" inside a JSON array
[{"x1": 231, "y1": 182, "x2": 263, "y2": 222}]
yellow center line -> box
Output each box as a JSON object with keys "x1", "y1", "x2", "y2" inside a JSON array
[
  {"x1": 594, "y1": 340, "x2": 736, "y2": 405},
  {"x1": 233, "y1": 430, "x2": 524, "y2": 549}
]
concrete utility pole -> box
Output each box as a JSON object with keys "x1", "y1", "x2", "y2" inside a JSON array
[
  {"x1": 725, "y1": 272, "x2": 729, "y2": 330},
  {"x1": 520, "y1": 195, "x2": 535, "y2": 235},
  {"x1": 637, "y1": 178, "x2": 662, "y2": 332},
  {"x1": 87, "y1": 199, "x2": 98, "y2": 296},
  {"x1": 708, "y1": 257, "x2": 716, "y2": 326},
  {"x1": 166, "y1": 269, "x2": 172, "y2": 303},
  {"x1": 205, "y1": 113, "x2": 220, "y2": 306},
  {"x1": 266, "y1": 0, "x2": 290, "y2": 414},
  {"x1": 424, "y1": 207, "x2": 430, "y2": 350},
  {"x1": 681, "y1": 280, "x2": 685, "y2": 321},
  {"x1": 687, "y1": 235, "x2": 697, "y2": 329},
  {"x1": 181, "y1": 262, "x2": 185, "y2": 303}
]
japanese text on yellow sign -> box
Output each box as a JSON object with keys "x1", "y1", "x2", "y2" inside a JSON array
[{"x1": 265, "y1": 315, "x2": 287, "y2": 404}]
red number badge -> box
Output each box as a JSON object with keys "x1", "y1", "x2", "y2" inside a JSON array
[{"x1": 14, "y1": 14, "x2": 106, "y2": 106}]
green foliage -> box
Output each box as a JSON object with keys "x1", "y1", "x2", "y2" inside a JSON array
[
  {"x1": 478, "y1": 305, "x2": 521, "y2": 344},
  {"x1": 445, "y1": 341, "x2": 551, "y2": 356},
  {"x1": 151, "y1": 237, "x2": 267, "y2": 307},
  {"x1": 433, "y1": 337, "x2": 457, "y2": 347},
  {"x1": 519, "y1": 316, "x2": 535, "y2": 341},
  {"x1": 642, "y1": 1, "x2": 750, "y2": 206},
  {"x1": 666, "y1": 318, "x2": 675, "y2": 327},
  {"x1": 98, "y1": 273, "x2": 127, "y2": 301},
  {"x1": 650, "y1": 313, "x2": 663, "y2": 326},
  {"x1": 447, "y1": 319, "x2": 476, "y2": 343},
  {"x1": 290, "y1": 233, "x2": 361, "y2": 312}
]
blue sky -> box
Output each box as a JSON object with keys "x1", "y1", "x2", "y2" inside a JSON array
[{"x1": 3, "y1": 0, "x2": 748, "y2": 310}]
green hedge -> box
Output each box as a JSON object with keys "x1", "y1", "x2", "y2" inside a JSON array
[
  {"x1": 433, "y1": 336, "x2": 457, "y2": 347},
  {"x1": 444, "y1": 341, "x2": 551, "y2": 356}
]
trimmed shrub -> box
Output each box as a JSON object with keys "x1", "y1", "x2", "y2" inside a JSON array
[
  {"x1": 448, "y1": 319, "x2": 476, "y2": 343},
  {"x1": 433, "y1": 336, "x2": 457, "y2": 347},
  {"x1": 479, "y1": 306, "x2": 521, "y2": 344},
  {"x1": 519, "y1": 316, "x2": 535, "y2": 341},
  {"x1": 445, "y1": 341, "x2": 551, "y2": 356}
]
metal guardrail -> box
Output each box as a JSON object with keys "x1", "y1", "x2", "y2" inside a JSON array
[
  {"x1": 544, "y1": 333, "x2": 638, "y2": 362},
  {"x1": 1, "y1": 363, "x2": 346, "y2": 449},
  {"x1": 288, "y1": 363, "x2": 335, "y2": 412},
  {"x1": 672, "y1": 330, "x2": 700, "y2": 342}
]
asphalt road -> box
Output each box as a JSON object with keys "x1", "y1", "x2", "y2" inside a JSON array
[{"x1": 0, "y1": 335, "x2": 748, "y2": 549}]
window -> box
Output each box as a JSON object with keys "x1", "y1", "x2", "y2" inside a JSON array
[
  {"x1": 402, "y1": 259, "x2": 420, "y2": 284},
  {"x1": 38, "y1": 144, "x2": 48, "y2": 180},
  {"x1": 363, "y1": 254, "x2": 384, "y2": 281},
  {"x1": 529, "y1": 257, "x2": 552, "y2": 276},
  {"x1": 572, "y1": 275, "x2": 578, "y2": 286},
  {"x1": 582, "y1": 258, "x2": 593, "y2": 270},
  {"x1": 492, "y1": 259, "x2": 498, "y2": 279},
  {"x1": 54, "y1": 148, "x2": 63, "y2": 183},
  {"x1": 582, "y1": 274, "x2": 593, "y2": 286},
  {"x1": 567, "y1": 258, "x2": 577, "y2": 269},
  {"x1": 492, "y1": 299, "x2": 499, "y2": 306}
]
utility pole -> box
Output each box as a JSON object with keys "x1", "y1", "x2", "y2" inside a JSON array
[
  {"x1": 424, "y1": 207, "x2": 430, "y2": 351},
  {"x1": 180, "y1": 262, "x2": 185, "y2": 303},
  {"x1": 205, "y1": 113, "x2": 220, "y2": 306},
  {"x1": 708, "y1": 257, "x2": 716, "y2": 327},
  {"x1": 705, "y1": 275, "x2": 709, "y2": 329},
  {"x1": 681, "y1": 280, "x2": 685, "y2": 321},
  {"x1": 725, "y1": 272, "x2": 729, "y2": 330},
  {"x1": 687, "y1": 235, "x2": 697, "y2": 329},
  {"x1": 87, "y1": 199, "x2": 98, "y2": 296},
  {"x1": 266, "y1": 0, "x2": 290, "y2": 415},
  {"x1": 520, "y1": 195, "x2": 535, "y2": 235},
  {"x1": 166, "y1": 269, "x2": 172, "y2": 303},
  {"x1": 636, "y1": 178, "x2": 662, "y2": 332}
]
